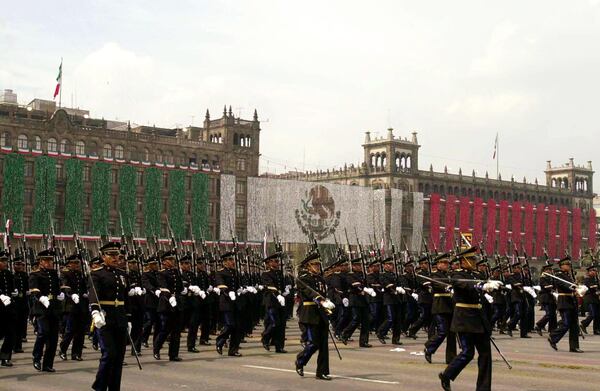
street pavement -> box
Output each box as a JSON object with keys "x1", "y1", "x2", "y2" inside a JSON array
[{"x1": 1, "y1": 320, "x2": 600, "y2": 391}]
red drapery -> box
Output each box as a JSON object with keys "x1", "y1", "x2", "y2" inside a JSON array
[
  {"x1": 429, "y1": 193, "x2": 441, "y2": 250},
  {"x1": 473, "y1": 198, "x2": 484, "y2": 245},
  {"x1": 459, "y1": 196, "x2": 470, "y2": 234},
  {"x1": 572, "y1": 208, "x2": 581, "y2": 259},
  {"x1": 498, "y1": 201, "x2": 509, "y2": 255},
  {"x1": 512, "y1": 201, "x2": 522, "y2": 249},
  {"x1": 590, "y1": 208, "x2": 597, "y2": 250},
  {"x1": 486, "y1": 199, "x2": 497, "y2": 254},
  {"x1": 535, "y1": 204, "x2": 546, "y2": 258},
  {"x1": 558, "y1": 207, "x2": 569, "y2": 256},
  {"x1": 547, "y1": 206, "x2": 557, "y2": 259},
  {"x1": 445, "y1": 195, "x2": 457, "y2": 252},
  {"x1": 523, "y1": 203, "x2": 534, "y2": 256}
]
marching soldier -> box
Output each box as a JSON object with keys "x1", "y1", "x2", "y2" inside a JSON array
[
  {"x1": 187, "y1": 256, "x2": 211, "y2": 351},
  {"x1": 12, "y1": 255, "x2": 29, "y2": 354},
  {"x1": 439, "y1": 247, "x2": 501, "y2": 391},
  {"x1": 153, "y1": 250, "x2": 185, "y2": 361},
  {"x1": 29, "y1": 249, "x2": 64, "y2": 372},
  {"x1": 214, "y1": 252, "x2": 242, "y2": 357},
  {"x1": 332, "y1": 260, "x2": 351, "y2": 339},
  {"x1": 141, "y1": 255, "x2": 160, "y2": 349},
  {"x1": 580, "y1": 265, "x2": 599, "y2": 335},
  {"x1": 0, "y1": 251, "x2": 17, "y2": 367},
  {"x1": 535, "y1": 264, "x2": 557, "y2": 335},
  {"x1": 377, "y1": 257, "x2": 405, "y2": 345},
  {"x1": 260, "y1": 252, "x2": 288, "y2": 353},
  {"x1": 341, "y1": 257, "x2": 372, "y2": 347},
  {"x1": 424, "y1": 253, "x2": 456, "y2": 365},
  {"x1": 295, "y1": 251, "x2": 335, "y2": 380},
  {"x1": 408, "y1": 256, "x2": 433, "y2": 339},
  {"x1": 126, "y1": 255, "x2": 145, "y2": 356},
  {"x1": 58, "y1": 253, "x2": 89, "y2": 361},
  {"x1": 366, "y1": 260, "x2": 383, "y2": 334},
  {"x1": 506, "y1": 263, "x2": 529, "y2": 338},
  {"x1": 489, "y1": 266, "x2": 508, "y2": 333},
  {"x1": 89, "y1": 242, "x2": 132, "y2": 391}
]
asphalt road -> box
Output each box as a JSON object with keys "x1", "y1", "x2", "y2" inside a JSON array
[{"x1": 1, "y1": 319, "x2": 599, "y2": 391}]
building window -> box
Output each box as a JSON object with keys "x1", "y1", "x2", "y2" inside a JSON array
[
  {"x1": 47, "y1": 138, "x2": 57, "y2": 153},
  {"x1": 137, "y1": 197, "x2": 143, "y2": 212},
  {"x1": 24, "y1": 216, "x2": 31, "y2": 232},
  {"x1": 60, "y1": 139, "x2": 70, "y2": 153},
  {"x1": 143, "y1": 149, "x2": 150, "y2": 161},
  {"x1": 25, "y1": 188, "x2": 33, "y2": 204},
  {"x1": 25, "y1": 161, "x2": 33, "y2": 177},
  {"x1": 237, "y1": 158, "x2": 246, "y2": 171},
  {"x1": 186, "y1": 176, "x2": 191, "y2": 190},
  {"x1": 86, "y1": 193, "x2": 91, "y2": 208},
  {"x1": 83, "y1": 165, "x2": 91, "y2": 182},
  {"x1": 236, "y1": 181, "x2": 246, "y2": 195},
  {"x1": 208, "y1": 202, "x2": 214, "y2": 217},
  {"x1": 115, "y1": 145, "x2": 124, "y2": 159},
  {"x1": 35, "y1": 136, "x2": 42, "y2": 150},
  {"x1": 56, "y1": 191, "x2": 64, "y2": 209},
  {"x1": 136, "y1": 171, "x2": 143, "y2": 186},
  {"x1": 235, "y1": 204, "x2": 245, "y2": 219},
  {"x1": 0, "y1": 132, "x2": 9, "y2": 147},
  {"x1": 163, "y1": 173, "x2": 168, "y2": 187},
  {"x1": 103, "y1": 143, "x2": 112, "y2": 158},
  {"x1": 75, "y1": 140, "x2": 85, "y2": 155},
  {"x1": 18, "y1": 134, "x2": 28, "y2": 149},
  {"x1": 156, "y1": 149, "x2": 163, "y2": 164},
  {"x1": 56, "y1": 163, "x2": 63, "y2": 180},
  {"x1": 112, "y1": 169, "x2": 118, "y2": 184},
  {"x1": 111, "y1": 194, "x2": 117, "y2": 209}
]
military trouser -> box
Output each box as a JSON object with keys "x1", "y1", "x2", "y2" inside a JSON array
[{"x1": 443, "y1": 332, "x2": 492, "y2": 391}]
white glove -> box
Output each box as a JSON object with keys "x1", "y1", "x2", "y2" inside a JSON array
[
  {"x1": 91, "y1": 310, "x2": 106, "y2": 329},
  {"x1": 181, "y1": 287, "x2": 188, "y2": 295},
  {"x1": 242, "y1": 287, "x2": 248, "y2": 294},
  {"x1": 236, "y1": 288, "x2": 244, "y2": 296},
  {"x1": 135, "y1": 287, "x2": 143, "y2": 295},
  {"x1": 321, "y1": 299, "x2": 335, "y2": 310},
  {"x1": 552, "y1": 292, "x2": 559, "y2": 300},
  {"x1": 342, "y1": 297, "x2": 349, "y2": 307},
  {"x1": 11, "y1": 289, "x2": 18, "y2": 297},
  {"x1": 199, "y1": 290, "x2": 207, "y2": 299},
  {"x1": 282, "y1": 290, "x2": 289, "y2": 297},
  {"x1": 482, "y1": 281, "x2": 502, "y2": 292},
  {"x1": 285, "y1": 285, "x2": 292, "y2": 292},
  {"x1": 208, "y1": 285, "x2": 214, "y2": 293},
  {"x1": 57, "y1": 292, "x2": 65, "y2": 301},
  {"x1": 277, "y1": 294, "x2": 285, "y2": 306},
  {"x1": 189, "y1": 285, "x2": 201, "y2": 295},
  {"x1": 363, "y1": 287, "x2": 376, "y2": 297},
  {"x1": 155, "y1": 289, "x2": 162, "y2": 297},
  {"x1": 258, "y1": 285, "x2": 264, "y2": 291},
  {"x1": 484, "y1": 293, "x2": 494, "y2": 304},
  {"x1": 228, "y1": 291, "x2": 236, "y2": 301},
  {"x1": 71, "y1": 293, "x2": 80, "y2": 304},
  {"x1": 533, "y1": 285, "x2": 542, "y2": 292},
  {"x1": 39, "y1": 295, "x2": 50, "y2": 308},
  {"x1": 127, "y1": 322, "x2": 132, "y2": 335},
  {"x1": 83, "y1": 293, "x2": 89, "y2": 298},
  {"x1": 576, "y1": 285, "x2": 589, "y2": 297},
  {"x1": 411, "y1": 293, "x2": 419, "y2": 301},
  {"x1": 523, "y1": 286, "x2": 537, "y2": 298},
  {"x1": 504, "y1": 284, "x2": 512, "y2": 290},
  {"x1": 213, "y1": 287, "x2": 220, "y2": 295},
  {"x1": 128, "y1": 288, "x2": 137, "y2": 297},
  {"x1": 169, "y1": 296, "x2": 177, "y2": 307},
  {"x1": 396, "y1": 287, "x2": 406, "y2": 295},
  {"x1": 249, "y1": 286, "x2": 257, "y2": 294},
  {"x1": 0, "y1": 294, "x2": 11, "y2": 306}
]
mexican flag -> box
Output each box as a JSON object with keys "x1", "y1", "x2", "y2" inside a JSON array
[{"x1": 53, "y1": 59, "x2": 62, "y2": 99}]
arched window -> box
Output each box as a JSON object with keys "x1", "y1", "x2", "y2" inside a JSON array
[
  {"x1": 103, "y1": 143, "x2": 113, "y2": 158},
  {"x1": 35, "y1": 136, "x2": 42, "y2": 150},
  {"x1": 406, "y1": 155, "x2": 412, "y2": 169},
  {"x1": 75, "y1": 140, "x2": 85, "y2": 155},
  {"x1": 381, "y1": 153, "x2": 387, "y2": 169},
  {"x1": 233, "y1": 134, "x2": 239, "y2": 145},
  {"x1": 551, "y1": 178, "x2": 557, "y2": 187},
  {"x1": 143, "y1": 148, "x2": 150, "y2": 161},
  {"x1": 165, "y1": 150, "x2": 173, "y2": 164},
  {"x1": 60, "y1": 138, "x2": 71, "y2": 154},
  {"x1": 47, "y1": 138, "x2": 57, "y2": 152},
  {"x1": 18, "y1": 134, "x2": 28, "y2": 149},
  {"x1": 155, "y1": 149, "x2": 163, "y2": 163},
  {"x1": 115, "y1": 145, "x2": 124, "y2": 159},
  {"x1": 0, "y1": 132, "x2": 9, "y2": 147},
  {"x1": 246, "y1": 135, "x2": 252, "y2": 147}
]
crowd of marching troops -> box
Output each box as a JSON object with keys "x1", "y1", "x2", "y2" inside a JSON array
[{"x1": 0, "y1": 234, "x2": 599, "y2": 391}]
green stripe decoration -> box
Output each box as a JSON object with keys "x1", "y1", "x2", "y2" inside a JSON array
[
  {"x1": 168, "y1": 170, "x2": 185, "y2": 239},
  {"x1": 1, "y1": 153, "x2": 25, "y2": 232},
  {"x1": 91, "y1": 162, "x2": 111, "y2": 235},
  {"x1": 191, "y1": 172, "x2": 209, "y2": 239},
  {"x1": 144, "y1": 167, "x2": 162, "y2": 237},
  {"x1": 118, "y1": 165, "x2": 137, "y2": 235},
  {"x1": 31, "y1": 155, "x2": 56, "y2": 234},
  {"x1": 63, "y1": 158, "x2": 83, "y2": 234}
]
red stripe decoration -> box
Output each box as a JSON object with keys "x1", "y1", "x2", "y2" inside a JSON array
[
  {"x1": 590, "y1": 208, "x2": 598, "y2": 250},
  {"x1": 547, "y1": 206, "x2": 557, "y2": 258},
  {"x1": 445, "y1": 195, "x2": 457, "y2": 252},
  {"x1": 572, "y1": 208, "x2": 581, "y2": 259},
  {"x1": 535, "y1": 203, "x2": 546, "y2": 257},
  {"x1": 558, "y1": 207, "x2": 569, "y2": 256},
  {"x1": 473, "y1": 198, "x2": 484, "y2": 245},
  {"x1": 498, "y1": 200, "x2": 509, "y2": 254},
  {"x1": 429, "y1": 193, "x2": 441, "y2": 250},
  {"x1": 485, "y1": 199, "x2": 497, "y2": 254},
  {"x1": 512, "y1": 201, "x2": 522, "y2": 249},
  {"x1": 459, "y1": 196, "x2": 470, "y2": 234},
  {"x1": 523, "y1": 203, "x2": 534, "y2": 256}
]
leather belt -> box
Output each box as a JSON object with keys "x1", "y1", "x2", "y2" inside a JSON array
[
  {"x1": 456, "y1": 303, "x2": 482, "y2": 309},
  {"x1": 557, "y1": 293, "x2": 574, "y2": 296},
  {"x1": 434, "y1": 293, "x2": 452, "y2": 297},
  {"x1": 47, "y1": 294, "x2": 54, "y2": 300},
  {"x1": 99, "y1": 300, "x2": 125, "y2": 306},
  {"x1": 302, "y1": 301, "x2": 317, "y2": 306}
]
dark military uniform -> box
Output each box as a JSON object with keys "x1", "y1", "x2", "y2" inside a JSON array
[
  {"x1": 376, "y1": 259, "x2": 403, "y2": 344},
  {"x1": 341, "y1": 263, "x2": 370, "y2": 346},
  {"x1": 425, "y1": 267, "x2": 457, "y2": 364},
  {"x1": 0, "y1": 257, "x2": 17, "y2": 365},
  {"x1": 141, "y1": 260, "x2": 160, "y2": 346},
  {"x1": 215, "y1": 254, "x2": 242, "y2": 356},
  {"x1": 126, "y1": 261, "x2": 145, "y2": 354},
  {"x1": 261, "y1": 254, "x2": 287, "y2": 352},
  {"x1": 154, "y1": 257, "x2": 184, "y2": 361},
  {"x1": 186, "y1": 263, "x2": 212, "y2": 349},
  {"x1": 12, "y1": 262, "x2": 29, "y2": 353},
  {"x1": 535, "y1": 266, "x2": 557, "y2": 333},
  {"x1": 58, "y1": 260, "x2": 89, "y2": 360},
  {"x1": 506, "y1": 271, "x2": 528, "y2": 337},
  {"x1": 408, "y1": 265, "x2": 433, "y2": 338},
  {"x1": 581, "y1": 269, "x2": 600, "y2": 335},
  {"x1": 548, "y1": 264, "x2": 580, "y2": 351},
  {"x1": 332, "y1": 267, "x2": 351, "y2": 338},
  {"x1": 366, "y1": 267, "x2": 383, "y2": 332}
]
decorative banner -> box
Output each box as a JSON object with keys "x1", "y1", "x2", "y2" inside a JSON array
[
  {"x1": 1, "y1": 154, "x2": 25, "y2": 232},
  {"x1": 244, "y1": 176, "x2": 400, "y2": 244},
  {"x1": 459, "y1": 196, "x2": 470, "y2": 234},
  {"x1": 143, "y1": 167, "x2": 162, "y2": 238},
  {"x1": 472, "y1": 198, "x2": 484, "y2": 245},
  {"x1": 219, "y1": 174, "x2": 236, "y2": 240},
  {"x1": 118, "y1": 165, "x2": 136, "y2": 236},
  {"x1": 411, "y1": 192, "x2": 424, "y2": 253},
  {"x1": 485, "y1": 199, "x2": 497, "y2": 255},
  {"x1": 512, "y1": 201, "x2": 522, "y2": 249},
  {"x1": 523, "y1": 203, "x2": 534, "y2": 256},
  {"x1": 572, "y1": 208, "x2": 581, "y2": 259},
  {"x1": 444, "y1": 195, "x2": 457, "y2": 252},
  {"x1": 389, "y1": 188, "x2": 403, "y2": 247},
  {"x1": 590, "y1": 208, "x2": 597, "y2": 250},
  {"x1": 558, "y1": 207, "x2": 569, "y2": 256},
  {"x1": 91, "y1": 162, "x2": 111, "y2": 236},
  {"x1": 535, "y1": 203, "x2": 546, "y2": 258},
  {"x1": 31, "y1": 155, "x2": 56, "y2": 234},
  {"x1": 168, "y1": 170, "x2": 186, "y2": 239},
  {"x1": 64, "y1": 158, "x2": 84, "y2": 234},
  {"x1": 498, "y1": 201, "x2": 509, "y2": 255},
  {"x1": 191, "y1": 173, "x2": 209, "y2": 240},
  {"x1": 429, "y1": 193, "x2": 441, "y2": 249},
  {"x1": 547, "y1": 206, "x2": 557, "y2": 259}
]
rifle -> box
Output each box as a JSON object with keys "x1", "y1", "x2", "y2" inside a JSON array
[
  {"x1": 3, "y1": 218, "x2": 13, "y2": 273},
  {"x1": 228, "y1": 218, "x2": 242, "y2": 287},
  {"x1": 48, "y1": 213, "x2": 60, "y2": 276},
  {"x1": 190, "y1": 229, "x2": 198, "y2": 277},
  {"x1": 353, "y1": 227, "x2": 367, "y2": 276},
  {"x1": 166, "y1": 219, "x2": 182, "y2": 275}
]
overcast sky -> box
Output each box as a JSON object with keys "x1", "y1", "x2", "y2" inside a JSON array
[{"x1": 1, "y1": 1, "x2": 599, "y2": 186}]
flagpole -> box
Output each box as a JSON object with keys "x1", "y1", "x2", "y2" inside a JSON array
[
  {"x1": 59, "y1": 57, "x2": 63, "y2": 108},
  {"x1": 496, "y1": 133, "x2": 499, "y2": 180}
]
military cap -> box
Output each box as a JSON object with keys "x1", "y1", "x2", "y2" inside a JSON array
[
  {"x1": 541, "y1": 263, "x2": 554, "y2": 271},
  {"x1": 300, "y1": 251, "x2": 321, "y2": 267},
  {"x1": 559, "y1": 256, "x2": 571, "y2": 266},
  {"x1": 160, "y1": 250, "x2": 177, "y2": 260},
  {"x1": 12, "y1": 255, "x2": 25, "y2": 264},
  {"x1": 262, "y1": 252, "x2": 281, "y2": 263},
  {"x1": 368, "y1": 259, "x2": 380, "y2": 267},
  {"x1": 418, "y1": 255, "x2": 429, "y2": 263},
  {"x1": 382, "y1": 256, "x2": 394, "y2": 264},
  {"x1": 0, "y1": 250, "x2": 9, "y2": 260},
  {"x1": 90, "y1": 256, "x2": 103, "y2": 265},
  {"x1": 490, "y1": 265, "x2": 501, "y2": 272},
  {"x1": 350, "y1": 256, "x2": 363, "y2": 264},
  {"x1": 66, "y1": 253, "x2": 81, "y2": 263},
  {"x1": 476, "y1": 259, "x2": 488, "y2": 266},
  {"x1": 179, "y1": 254, "x2": 192, "y2": 263},
  {"x1": 433, "y1": 252, "x2": 451, "y2": 263},
  {"x1": 512, "y1": 262, "x2": 522, "y2": 268},
  {"x1": 143, "y1": 256, "x2": 158, "y2": 265},
  {"x1": 220, "y1": 251, "x2": 235, "y2": 260},
  {"x1": 99, "y1": 242, "x2": 121, "y2": 253},
  {"x1": 37, "y1": 249, "x2": 56, "y2": 258},
  {"x1": 455, "y1": 246, "x2": 478, "y2": 259},
  {"x1": 403, "y1": 260, "x2": 415, "y2": 267}
]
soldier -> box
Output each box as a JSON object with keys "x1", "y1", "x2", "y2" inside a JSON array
[
  {"x1": 260, "y1": 252, "x2": 287, "y2": 353},
  {"x1": 0, "y1": 251, "x2": 17, "y2": 367},
  {"x1": 332, "y1": 260, "x2": 351, "y2": 339},
  {"x1": 401, "y1": 261, "x2": 418, "y2": 335},
  {"x1": 439, "y1": 247, "x2": 501, "y2": 391},
  {"x1": 535, "y1": 264, "x2": 557, "y2": 335},
  {"x1": 506, "y1": 263, "x2": 530, "y2": 338},
  {"x1": 341, "y1": 257, "x2": 372, "y2": 347},
  {"x1": 29, "y1": 249, "x2": 64, "y2": 372},
  {"x1": 548, "y1": 257, "x2": 584, "y2": 353},
  {"x1": 489, "y1": 266, "x2": 508, "y2": 333},
  {"x1": 126, "y1": 255, "x2": 145, "y2": 356},
  {"x1": 153, "y1": 250, "x2": 185, "y2": 361},
  {"x1": 366, "y1": 260, "x2": 383, "y2": 334},
  {"x1": 424, "y1": 253, "x2": 456, "y2": 365},
  {"x1": 214, "y1": 252, "x2": 242, "y2": 357},
  {"x1": 88, "y1": 242, "x2": 132, "y2": 391},
  {"x1": 186, "y1": 256, "x2": 211, "y2": 351},
  {"x1": 12, "y1": 255, "x2": 29, "y2": 354},
  {"x1": 580, "y1": 265, "x2": 600, "y2": 335},
  {"x1": 377, "y1": 257, "x2": 405, "y2": 345},
  {"x1": 58, "y1": 253, "x2": 89, "y2": 361},
  {"x1": 408, "y1": 256, "x2": 433, "y2": 339},
  {"x1": 141, "y1": 255, "x2": 160, "y2": 349},
  {"x1": 295, "y1": 251, "x2": 335, "y2": 380}
]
